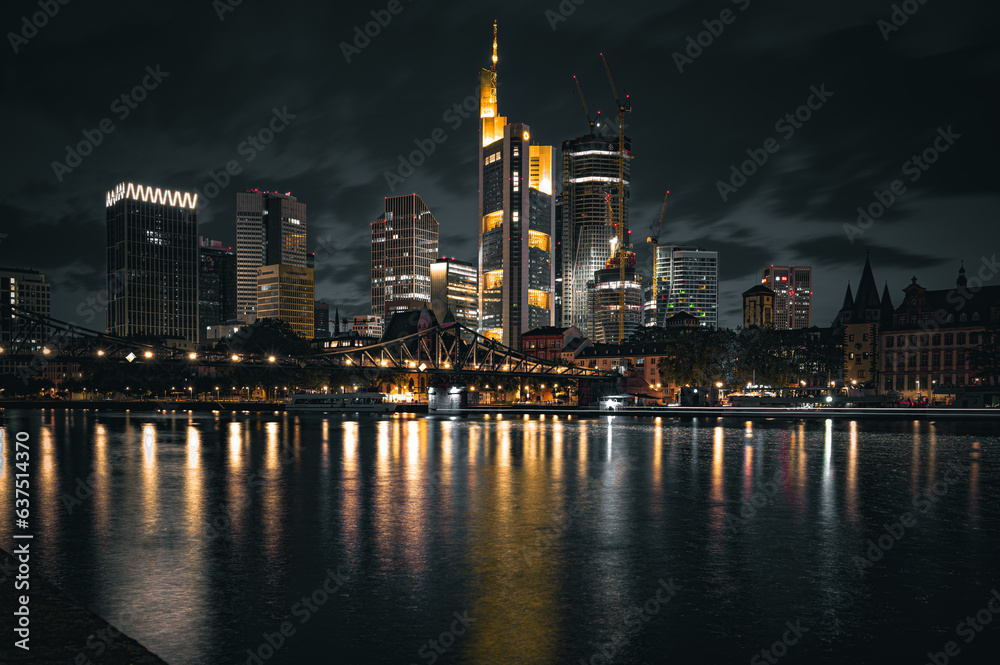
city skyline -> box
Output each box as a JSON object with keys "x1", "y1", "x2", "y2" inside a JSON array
[{"x1": 1, "y1": 1, "x2": 996, "y2": 333}]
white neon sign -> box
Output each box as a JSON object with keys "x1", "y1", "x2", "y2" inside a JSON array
[{"x1": 106, "y1": 183, "x2": 198, "y2": 210}]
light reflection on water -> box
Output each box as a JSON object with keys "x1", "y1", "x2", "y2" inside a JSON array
[{"x1": 0, "y1": 411, "x2": 997, "y2": 664}]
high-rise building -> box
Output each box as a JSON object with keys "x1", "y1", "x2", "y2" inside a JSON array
[
  {"x1": 588, "y1": 261, "x2": 643, "y2": 344},
  {"x1": 561, "y1": 133, "x2": 631, "y2": 335},
  {"x1": 554, "y1": 193, "x2": 564, "y2": 327},
  {"x1": 106, "y1": 182, "x2": 199, "y2": 346},
  {"x1": 430, "y1": 258, "x2": 479, "y2": 334},
  {"x1": 761, "y1": 265, "x2": 812, "y2": 329},
  {"x1": 314, "y1": 300, "x2": 330, "y2": 339},
  {"x1": 256, "y1": 265, "x2": 314, "y2": 339},
  {"x1": 199, "y1": 237, "x2": 237, "y2": 329},
  {"x1": 236, "y1": 189, "x2": 307, "y2": 322},
  {"x1": 370, "y1": 194, "x2": 439, "y2": 318},
  {"x1": 478, "y1": 22, "x2": 556, "y2": 347},
  {"x1": 648, "y1": 245, "x2": 719, "y2": 328},
  {"x1": 742, "y1": 284, "x2": 775, "y2": 329},
  {"x1": 0, "y1": 267, "x2": 51, "y2": 351}
]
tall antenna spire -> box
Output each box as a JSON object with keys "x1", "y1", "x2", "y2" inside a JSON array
[{"x1": 491, "y1": 20, "x2": 498, "y2": 72}]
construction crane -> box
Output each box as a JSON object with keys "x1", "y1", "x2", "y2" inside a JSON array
[
  {"x1": 573, "y1": 76, "x2": 596, "y2": 134},
  {"x1": 600, "y1": 52, "x2": 632, "y2": 342},
  {"x1": 647, "y1": 190, "x2": 670, "y2": 309}
]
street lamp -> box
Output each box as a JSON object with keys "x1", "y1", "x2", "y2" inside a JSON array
[
  {"x1": 144, "y1": 351, "x2": 153, "y2": 359},
  {"x1": 269, "y1": 356, "x2": 276, "y2": 363}
]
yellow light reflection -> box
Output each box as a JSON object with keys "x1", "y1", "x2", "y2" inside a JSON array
[
  {"x1": 140, "y1": 423, "x2": 159, "y2": 535},
  {"x1": 846, "y1": 421, "x2": 858, "y2": 523},
  {"x1": 184, "y1": 426, "x2": 204, "y2": 541}
]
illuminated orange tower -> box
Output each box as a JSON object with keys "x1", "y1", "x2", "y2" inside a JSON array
[{"x1": 477, "y1": 21, "x2": 555, "y2": 347}]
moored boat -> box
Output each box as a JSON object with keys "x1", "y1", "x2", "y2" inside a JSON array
[{"x1": 286, "y1": 392, "x2": 396, "y2": 414}]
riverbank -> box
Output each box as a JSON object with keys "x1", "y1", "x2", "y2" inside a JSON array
[
  {"x1": 3, "y1": 400, "x2": 999, "y2": 420},
  {"x1": 0, "y1": 399, "x2": 430, "y2": 414},
  {"x1": 0, "y1": 547, "x2": 169, "y2": 664}
]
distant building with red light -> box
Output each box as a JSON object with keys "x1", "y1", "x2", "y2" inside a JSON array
[{"x1": 761, "y1": 265, "x2": 812, "y2": 330}]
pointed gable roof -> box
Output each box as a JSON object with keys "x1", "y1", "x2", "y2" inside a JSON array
[
  {"x1": 840, "y1": 282, "x2": 855, "y2": 312},
  {"x1": 853, "y1": 254, "x2": 881, "y2": 320}
]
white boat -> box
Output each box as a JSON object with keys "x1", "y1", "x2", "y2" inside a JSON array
[{"x1": 286, "y1": 392, "x2": 396, "y2": 414}]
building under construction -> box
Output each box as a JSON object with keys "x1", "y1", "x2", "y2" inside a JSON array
[{"x1": 561, "y1": 132, "x2": 631, "y2": 338}]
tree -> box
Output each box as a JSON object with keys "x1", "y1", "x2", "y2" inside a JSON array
[
  {"x1": 627, "y1": 326, "x2": 674, "y2": 344},
  {"x1": 658, "y1": 329, "x2": 731, "y2": 387},
  {"x1": 225, "y1": 318, "x2": 311, "y2": 357}
]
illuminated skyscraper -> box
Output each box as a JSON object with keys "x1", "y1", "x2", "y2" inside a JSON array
[
  {"x1": 236, "y1": 189, "x2": 307, "y2": 322},
  {"x1": 0, "y1": 267, "x2": 51, "y2": 351},
  {"x1": 430, "y1": 257, "x2": 479, "y2": 334},
  {"x1": 561, "y1": 133, "x2": 631, "y2": 336},
  {"x1": 105, "y1": 182, "x2": 199, "y2": 346},
  {"x1": 256, "y1": 264, "x2": 314, "y2": 339},
  {"x1": 649, "y1": 245, "x2": 719, "y2": 328},
  {"x1": 761, "y1": 265, "x2": 812, "y2": 329},
  {"x1": 199, "y1": 237, "x2": 237, "y2": 328},
  {"x1": 478, "y1": 22, "x2": 556, "y2": 347},
  {"x1": 370, "y1": 194, "x2": 439, "y2": 317}
]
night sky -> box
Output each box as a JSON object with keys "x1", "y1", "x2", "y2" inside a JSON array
[{"x1": 2, "y1": 0, "x2": 997, "y2": 331}]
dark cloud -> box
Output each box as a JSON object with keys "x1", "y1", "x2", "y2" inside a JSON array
[{"x1": 2, "y1": 0, "x2": 998, "y2": 331}]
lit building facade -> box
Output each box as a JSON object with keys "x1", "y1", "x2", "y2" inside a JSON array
[
  {"x1": 106, "y1": 182, "x2": 199, "y2": 346},
  {"x1": 761, "y1": 265, "x2": 812, "y2": 329},
  {"x1": 371, "y1": 194, "x2": 439, "y2": 317},
  {"x1": 561, "y1": 133, "x2": 631, "y2": 335},
  {"x1": 0, "y1": 267, "x2": 51, "y2": 351},
  {"x1": 314, "y1": 300, "x2": 330, "y2": 339},
  {"x1": 256, "y1": 264, "x2": 315, "y2": 339},
  {"x1": 478, "y1": 22, "x2": 556, "y2": 347},
  {"x1": 430, "y1": 258, "x2": 479, "y2": 333},
  {"x1": 588, "y1": 262, "x2": 643, "y2": 344},
  {"x1": 649, "y1": 245, "x2": 719, "y2": 328},
  {"x1": 352, "y1": 315, "x2": 384, "y2": 339},
  {"x1": 833, "y1": 256, "x2": 894, "y2": 387},
  {"x1": 742, "y1": 284, "x2": 775, "y2": 329},
  {"x1": 236, "y1": 189, "x2": 307, "y2": 322},
  {"x1": 199, "y1": 237, "x2": 237, "y2": 328},
  {"x1": 880, "y1": 266, "x2": 1000, "y2": 400}
]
